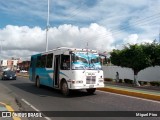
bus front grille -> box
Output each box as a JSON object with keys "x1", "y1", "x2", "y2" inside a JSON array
[{"x1": 86, "y1": 76, "x2": 96, "y2": 84}]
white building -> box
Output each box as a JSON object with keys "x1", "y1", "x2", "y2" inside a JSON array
[
  {"x1": 0, "y1": 58, "x2": 22, "y2": 70},
  {"x1": 0, "y1": 60, "x2": 7, "y2": 67}
]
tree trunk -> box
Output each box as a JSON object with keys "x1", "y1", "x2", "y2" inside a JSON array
[{"x1": 133, "y1": 70, "x2": 140, "y2": 86}]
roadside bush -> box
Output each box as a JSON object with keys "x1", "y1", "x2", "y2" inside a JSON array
[
  {"x1": 139, "y1": 81, "x2": 148, "y2": 86},
  {"x1": 118, "y1": 79, "x2": 123, "y2": 83},
  {"x1": 124, "y1": 79, "x2": 133, "y2": 84},
  {"x1": 150, "y1": 81, "x2": 160, "y2": 86},
  {"x1": 104, "y1": 78, "x2": 113, "y2": 82}
]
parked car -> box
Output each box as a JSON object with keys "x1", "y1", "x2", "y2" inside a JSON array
[
  {"x1": 20, "y1": 70, "x2": 28, "y2": 73},
  {"x1": 1, "y1": 70, "x2": 16, "y2": 80}
]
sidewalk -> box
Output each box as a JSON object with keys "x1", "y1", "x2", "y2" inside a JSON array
[
  {"x1": 0, "y1": 83, "x2": 21, "y2": 120},
  {"x1": 98, "y1": 81, "x2": 160, "y2": 101}
]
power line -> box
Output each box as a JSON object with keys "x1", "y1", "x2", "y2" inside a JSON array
[
  {"x1": 96, "y1": 14, "x2": 160, "y2": 40},
  {"x1": 80, "y1": 13, "x2": 160, "y2": 43},
  {"x1": 50, "y1": 1, "x2": 86, "y2": 25}
]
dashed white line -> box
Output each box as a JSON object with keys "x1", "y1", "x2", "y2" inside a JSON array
[
  {"x1": 97, "y1": 90, "x2": 160, "y2": 104},
  {"x1": 21, "y1": 99, "x2": 52, "y2": 120}
]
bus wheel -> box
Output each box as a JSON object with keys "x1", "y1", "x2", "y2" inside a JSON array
[
  {"x1": 86, "y1": 88, "x2": 96, "y2": 94},
  {"x1": 61, "y1": 81, "x2": 70, "y2": 96},
  {"x1": 36, "y1": 77, "x2": 41, "y2": 88}
]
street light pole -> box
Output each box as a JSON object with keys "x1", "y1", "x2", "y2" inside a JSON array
[
  {"x1": 0, "y1": 40, "x2": 4, "y2": 54},
  {"x1": 0, "y1": 40, "x2": 4, "y2": 68},
  {"x1": 0, "y1": 41, "x2": 2, "y2": 54},
  {"x1": 46, "y1": 0, "x2": 50, "y2": 52},
  {"x1": 159, "y1": 28, "x2": 160, "y2": 44}
]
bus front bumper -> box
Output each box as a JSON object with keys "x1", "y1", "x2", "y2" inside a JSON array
[{"x1": 68, "y1": 83, "x2": 104, "y2": 90}]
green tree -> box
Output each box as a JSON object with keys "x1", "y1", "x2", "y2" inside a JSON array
[
  {"x1": 142, "y1": 41, "x2": 160, "y2": 66},
  {"x1": 110, "y1": 42, "x2": 160, "y2": 86}
]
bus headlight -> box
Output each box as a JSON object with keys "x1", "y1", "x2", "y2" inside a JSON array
[
  {"x1": 76, "y1": 80, "x2": 83, "y2": 83},
  {"x1": 71, "y1": 80, "x2": 83, "y2": 84}
]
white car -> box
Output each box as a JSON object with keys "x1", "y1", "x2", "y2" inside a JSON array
[{"x1": 20, "y1": 70, "x2": 28, "y2": 73}]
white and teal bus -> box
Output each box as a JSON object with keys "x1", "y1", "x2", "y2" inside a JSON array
[{"x1": 29, "y1": 47, "x2": 104, "y2": 96}]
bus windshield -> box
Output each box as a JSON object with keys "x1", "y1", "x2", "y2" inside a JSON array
[{"x1": 71, "y1": 52, "x2": 102, "y2": 70}]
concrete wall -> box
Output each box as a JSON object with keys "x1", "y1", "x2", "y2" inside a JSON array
[
  {"x1": 137, "y1": 66, "x2": 160, "y2": 82},
  {"x1": 102, "y1": 66, "x2": 160, "y2": 82}
]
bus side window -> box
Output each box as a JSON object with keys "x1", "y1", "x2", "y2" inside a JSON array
[
  {"x1": 30, "y1": 57, "x2": 33, "y2": 67},
  {"x1": 46, "y1": 53, "x2": 53, "y2": 68},
  {"x1": 36, "y1": 56, "x2": 41, "y2": 67},
  {"x1": 41, "y1": 55, "x2": 47, "y2": 68},
  {"x1": 61, "y1": 55, "x2": 70, "y2": 70}
]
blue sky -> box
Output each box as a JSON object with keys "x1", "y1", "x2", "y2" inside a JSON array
[{"x1": 0, "y1": 0, "x2": 160, "y2": 59}]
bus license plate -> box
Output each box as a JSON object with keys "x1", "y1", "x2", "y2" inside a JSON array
[{"x1": 89, "y1": 85, "x2": 94, "y2": 88}]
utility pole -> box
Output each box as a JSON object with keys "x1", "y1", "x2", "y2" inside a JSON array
[
  {"x1": 0, "y1": 40, "x2": 2, "y2": 54},
  {"x1": 0, "y1": 40, "x2": 4, "y2": 54},
  {"x1": 159, "y1": 28, "x2": 160, "y2": 43},
  {"x1": 0, "y1": 40, "x2": 4, "y2": 69},
  {"x1": 46, "y1": 0, "x2": 50, "y2": 52}
]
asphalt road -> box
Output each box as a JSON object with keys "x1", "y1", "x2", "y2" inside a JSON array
[{"x1": 0, "y1": 76, "x2": 160, "y2": 120}]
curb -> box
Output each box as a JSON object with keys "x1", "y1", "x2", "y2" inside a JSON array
[
  {"x1": 97, "y1": 87, "x2": 160, "y2": 101},
  {"x1": 16, "y1": 74, "x2": 29, "y2": 78},
  {"x1": 0, "y1": 102, "x2": 21, "y2": 120}
]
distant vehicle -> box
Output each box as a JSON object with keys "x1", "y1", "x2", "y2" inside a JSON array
[
  {"x1": 20, "y1": 70, "x2": 28, "y2": 73},
  {"x1": 3, "y1": 68, "x2": 10, "y2": 71},
  {"x1": 1, "y1": 70, "x2": 16, "y2": 80},
  {"x1": 29, "y1": 47, "x2": 104, "y2": 96}
]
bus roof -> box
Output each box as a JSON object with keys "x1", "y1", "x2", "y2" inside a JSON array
[
  {"x1": 56, "y1": 47, "x2": 98, "y2": 53},
  {"x1": 32, "y1": 47, "x2": 98, "y2": 56}
]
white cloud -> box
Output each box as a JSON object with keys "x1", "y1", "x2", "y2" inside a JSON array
[
  {"x1": 123, "y1": 34, "x2": 153, "y2": 46},
  {"x1": 0, "y1": 25, "x2": 45, "y2": 51},
  {"x1": 0, "y1": 0, "x2": 160, "y2": 60},
  {"x1": 123, "y1": 34, "x2": 139, "y2": 44},
  {"x1": 0, "y1": 23, "x2": 115, "y2": 59},
  {"x1": 47, "y1": 23, "x2": 115, "y2": 52}
]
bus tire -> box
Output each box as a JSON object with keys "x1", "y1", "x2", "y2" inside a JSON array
[
  {"x1": 61, "y1": 81, "x2": 70, "y2": 96},
  {"x1": 86, "y1": 88, "x2": 96, "y2": 94},
  {"x1": 36, "y1": 77, "x2": 41, "y2": 88}
]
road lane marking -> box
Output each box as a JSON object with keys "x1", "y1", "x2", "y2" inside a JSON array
[
  {"x1": 21, "y1": 99, "x2": 51, "y2": 120},
  {"x1": 97, "y1": 90, "x2": 160, "y2": 104},
  {"x1": 0, "y1": 102, "x2": 21, "y2": 120},
  {"x1": 21, "y1": 99, "x2": 39, "y2": 111}
]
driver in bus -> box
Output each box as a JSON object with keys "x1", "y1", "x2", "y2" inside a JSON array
[
  {"x1": 63, "y1": 58, "x2": 70, "y2": 70},
  {"x1": 63, "y1": 60, "x2": 67, "y2": 69}
]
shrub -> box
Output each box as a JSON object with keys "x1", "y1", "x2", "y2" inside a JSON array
[
  {"x1": 138, "y1": 81, "x2": 148, "y2": 86},
  {"x1": 104, "y1": 78, "x2": 113, "y2": 82},
  {"x1": 124, "y1": 79, "x2": 133, "y2": 84},
  {"x1": 119, "y1": 79, "x2": 123, "y2": 83},
  {"x1": 150, "y1": 81, "x2": 160, "y2": 86}
]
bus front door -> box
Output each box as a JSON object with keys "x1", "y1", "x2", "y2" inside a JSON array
[{"x1": 54, "y1": 55, "x2": 60, "y2": 87}]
